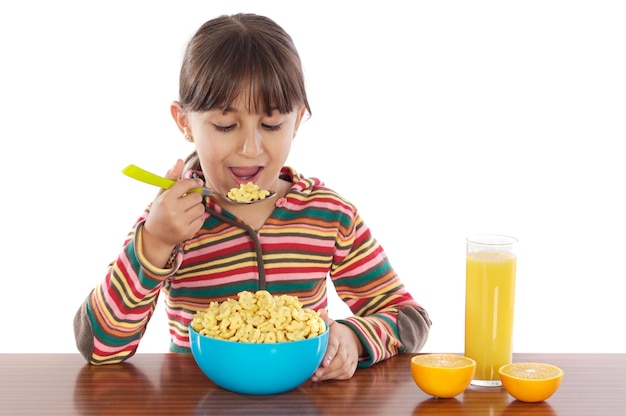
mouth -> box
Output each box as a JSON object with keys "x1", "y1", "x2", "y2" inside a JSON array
[{"x1": 229, "y1": 166, "x2": 264, "y2": 184}]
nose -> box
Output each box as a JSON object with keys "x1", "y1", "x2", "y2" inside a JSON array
[{"x1": 239, "y1": 128, "x2": 263, "y2": 158}]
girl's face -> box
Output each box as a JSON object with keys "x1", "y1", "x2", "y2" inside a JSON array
[{"x1": 174, "y1": 96, "x2": 306, "y2": 198}]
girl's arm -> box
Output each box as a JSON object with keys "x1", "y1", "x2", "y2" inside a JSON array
[
  {"x1": 330, "y1": 212, "x2": 432, "y2": 368},
  {"x1": 74, "y1": 216, "x2": 182, "y2": 364}
]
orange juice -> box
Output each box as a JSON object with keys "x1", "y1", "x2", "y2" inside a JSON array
[{"x1": 465, "y1": 248, "x2": 516, "y2": 386}]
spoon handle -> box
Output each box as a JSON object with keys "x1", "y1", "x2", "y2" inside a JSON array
[{"x1": 122, "y1": 164, "x2": 201, "y2": 193}]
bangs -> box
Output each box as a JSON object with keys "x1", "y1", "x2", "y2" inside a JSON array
[{"x1": 180, "y1": 25, "x2": 308, "y2": 116}]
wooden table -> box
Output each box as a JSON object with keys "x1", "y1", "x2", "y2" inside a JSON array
[{"x1": 0, "y1": 352, "x2": 624, "y2": 415}]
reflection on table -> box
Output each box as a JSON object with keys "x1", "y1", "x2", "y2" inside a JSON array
[{"x1": 0, "y1": 352, "x2": 624, "y2": 415}]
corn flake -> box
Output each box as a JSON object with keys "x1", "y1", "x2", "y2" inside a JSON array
[
  {"x1": 227, "y1": 182, "x2": 271, "y2": 202},
  {"x1": 191, "y1": 290, "x2": 326, "y2": 343}
]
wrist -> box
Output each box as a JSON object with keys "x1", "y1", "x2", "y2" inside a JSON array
[{"x1": 139, "y1": 224, "x2": 179, "y2": 268}]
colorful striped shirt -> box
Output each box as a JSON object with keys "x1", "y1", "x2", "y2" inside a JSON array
[{"x1": 73, "y1": 167, "x2": 431, "y2": 366}]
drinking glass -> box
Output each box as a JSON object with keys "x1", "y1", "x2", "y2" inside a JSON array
[{"x1": 464, "y1": 234, "x2": 517, "y2": 386}]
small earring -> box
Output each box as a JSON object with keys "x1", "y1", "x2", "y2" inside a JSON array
[{"x1": 186, "y1": 135, "x2": 194, "y2": 143}]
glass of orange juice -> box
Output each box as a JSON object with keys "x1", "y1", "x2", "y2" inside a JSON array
[{"x1": 464, "y1": 234, "x2": 517, "y2": 386}]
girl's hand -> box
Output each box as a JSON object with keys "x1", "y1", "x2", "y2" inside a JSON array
[
  {"x1": 311, "y1": 310, "x2": 362, "y2": 382},
  {"x1": 141, "y1": 159, "x2": 206, "y2": 267}
]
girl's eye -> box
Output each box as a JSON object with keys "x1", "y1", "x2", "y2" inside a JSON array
[
  {"x1": 211, "y1": 122, "x2": 282, "y2": 132},
  {"x1": 262, "y1": 123, "x2": 282, "y2": 132},
  {"x1": 213, "y1": 124, "x2": 235, "y2": 132}
]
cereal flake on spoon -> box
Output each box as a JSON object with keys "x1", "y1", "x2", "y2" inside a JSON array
[{"x1": 227, "y1": 182, "x2": 271, "y2": 202}]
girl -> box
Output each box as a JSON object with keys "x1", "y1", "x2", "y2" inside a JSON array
[{"x1": 74, "y1": 13, "x2": 431, "y2": 382}]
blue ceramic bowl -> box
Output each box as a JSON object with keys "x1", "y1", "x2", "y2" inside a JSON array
[{"x1": 189, "y1": 325, "x2": 329, "y2": 395}]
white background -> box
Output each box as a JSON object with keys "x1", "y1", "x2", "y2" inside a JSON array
[{"x1": 1, "y1": 1, "x2": 624, "y2": 354}]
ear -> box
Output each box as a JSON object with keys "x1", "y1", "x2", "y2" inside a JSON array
[
  {"x1": 292, "y1": 104, "x2": 307, "y2": 138},
  {"x1": 170, "y1": 101, "x2": 190, "y2": 135}
]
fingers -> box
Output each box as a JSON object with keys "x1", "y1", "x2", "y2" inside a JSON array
[
  {"x1": 153, "y1": 160, "x2": 185, "y2": 198},
  {"x1": 317, "y1": 309, "x2": 336, "y2": 369},
  {"x1": 319, "y1": 309, "x2": 335, "y2": 327},
  {"x1": 317, "y1": 309, "x2": 336, "y2": 368},
  {"x1": 148, "y1": 159, "x2": 205, "y2": 243},
  {"x1": 165, "y1": 159, "x2": 185, "y2": 180},
  {"x1": 312, "y1": 342, "x2": 354, "y2": 382},
  {"x1": 158, "y1": 159, "x2": 204, "y2": 198},
  {"x1": 321, "y1": 337, "x2": 337, "y2": 369},
  {"x1": 311, "y1": 318, "x2": 359, "y2": 382}
]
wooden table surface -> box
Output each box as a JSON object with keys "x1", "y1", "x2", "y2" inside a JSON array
[{"x1": 0, "y1": 352, "x2": 624, "y2": 415}]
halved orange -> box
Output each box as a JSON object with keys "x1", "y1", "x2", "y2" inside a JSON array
[
  {"x1": 499, "y1": 362, "x2": 564, "y2": 402},
  {"x1": 410, "y1": 353, "x2": 476, "y2": 398}
]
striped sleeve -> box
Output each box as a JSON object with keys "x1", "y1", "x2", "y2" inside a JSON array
[
  {"x1": 76, "y1": 219, "x2": 181, "y2": 364},
  {"x1": 330, "y1": 210, "x2": 431, "y2": 367}
]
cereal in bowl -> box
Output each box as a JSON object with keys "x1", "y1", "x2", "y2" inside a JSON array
[{"x1": 191, "y1": 290, "x2": 326, "y2": 343}]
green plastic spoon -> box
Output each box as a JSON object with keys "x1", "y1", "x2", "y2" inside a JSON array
[{"x1": 121, "y1": 164, "x2": 276, "y2": 204}]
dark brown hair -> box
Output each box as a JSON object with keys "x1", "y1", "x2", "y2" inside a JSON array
[{"x1": 180, "y1": 14, "x2": 311, "y2": 169}]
